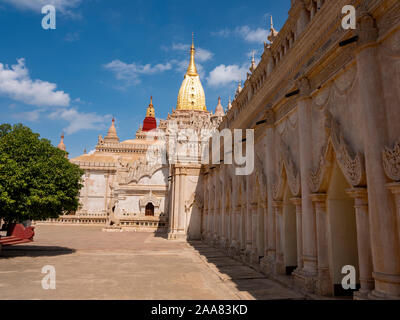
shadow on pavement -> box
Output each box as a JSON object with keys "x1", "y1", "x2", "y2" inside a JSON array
[
  {"x1": 0, "y1": 245, "x2": 75, "y2": 258},
  {"x1": 187, "y1": 240, "x2": 307, "y2": 300}
]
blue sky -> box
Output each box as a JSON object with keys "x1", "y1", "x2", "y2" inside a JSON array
[{"x1": 0, "y1": 0, "x2": 290, "y2": 158}]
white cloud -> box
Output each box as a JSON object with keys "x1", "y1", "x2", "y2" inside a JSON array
[
  {"x1": 170, "y1": 43, "x2": 213, "y2": 62},
  {"x1": 49, "y1": 108, "x2": 112, "y2": 134},
  {"x1": 207, "y1": 64, "x2": 248, "y2": 87},
  {"x1": 104, "y1": 60, "x2": 172, "y2": 85},
  {"x1": 13, "y1": 109, "x2": 43, "y2": 122},
  {"x1": 170, "y1": 59, "x2": 205, "y2": 79},
  {"x1": 0, "y1": 58, "x2": 70, "y2": 107},
  {"x1": 235, "y1": 26, "x2": 268, "y2": 43},
  {"x1": 211, "y1": 29, "x2": 231, "y2": 38},
  {"x1": 212, "y1": 25, "x2": 268, "y2": 44},
  {"x1": 64, "y1": 32, "x2": 80, "y2": 42},
  {"x1": 2, "y1": 0, "x2": 82, "y2": 16},
  {"x1": 172, "y1": 43, "x2": 189, "y2": 51},
  {"x1": 196, "y1": 48, "x2": 213, "y2": 63}
]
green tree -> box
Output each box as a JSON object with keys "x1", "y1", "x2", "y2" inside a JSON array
[{"x1": 0, "y1": 123, "x2": 84, "y2": 223}]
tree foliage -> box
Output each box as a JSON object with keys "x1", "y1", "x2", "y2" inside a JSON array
[{"x1": 0, "y1": 124, "x2": 84, "y2": 222}]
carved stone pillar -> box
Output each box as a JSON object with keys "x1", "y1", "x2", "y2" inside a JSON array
[
  {"x1": 257, "y1": 202, "x2": 265, "y2": 258},
  {"x1": 297, "y1": 77, "x2": 318, "y2": 279},
  {"x1": 246, "y1": 202, "x2": 253, "y2": 253},
  {"x1": 240, "y1": 203, "x2": 247, "y2": 251},
  {"x1": 230, "y1": 205, "x2": 241, "y2": 254},
  {"x1": 347, "y1": 188, "x2": 374, "y2": 299},
  {"x1": 168, "y1": 166, "x2": 187, "y2": 240},
  {"x1": 250, "y1": 203, "x2": 258, "y2": 264},
  {"x1": 290, "y1": 197, "x2": 303, "y2": 272},
  {"x1": 274, "y1": 201, "x2": 285, "y2": 274},
  {"x1": 260, "y1": 112, "x2": 277, "y2": 275},
  {"x1": 355, "y1": 10, "x2": 400, "y2": 298},
  {"x1": 202, "y1": 208, "x2": 208, "y2": 239},
  {"x1": 310, "y1": 193, "x2": 332, "y2": 296},
  {"x1": 386, "y1": 183, "x2": 400, "y2": 251}
]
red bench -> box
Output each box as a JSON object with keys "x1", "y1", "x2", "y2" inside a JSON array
[{"x1": 0, "y1": 223, "x2": 35, "y2": 247}]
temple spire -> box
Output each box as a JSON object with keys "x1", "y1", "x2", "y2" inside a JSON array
[
  {"x1": 228, "y1": 97, "x2": 232, "y2": 110},
  {"x1": 249, "y1": 50, "x2": 256, "y2": 73},
  {"x1": 268, "y1": 15, "x2": 279, "y2": 43},
  {"x1": 146, "y1": 96, "x2": 155, "y2": 117},
  {"x1": 186, "y1": 32, "x2": 198, "y2": 76},
  {"x1": 57, "y1": 133, "x2": 66, "y2": 151},
  {"x1": 142, "y1": 96, "x2": 157, "y2": 131},
  {"x1": 214, "y1": 97, "x2": 225, "y2": 117},
  {"x1": 104, "y1": 117, "x2": 120, "y2": 143}
]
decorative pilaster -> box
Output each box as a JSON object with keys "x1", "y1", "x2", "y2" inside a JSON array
[
  {"x1": 229, "y1": 205, "x2": 241, "y2": 256},
  {"x1": 310, "y1": 193, "x2": 332, "y2": 296},
  {"x1": 260, "y1": 112, "x2": 276, "y2": 275},
  {"x1": 297, "y1": 77, "x2": 318, "y2": 278},
  {"x1": 386, "y1": 182, "x2": 400, "y2": 257},
  {"x1": 346, "y1": 188, "x2": 374, "y2": 299},
  {"x1": 274, "y1": 201, "x2": 285, "y2": 275},
  {"x1": 290, "y1": 197, "x2": 303, "y2": 272},
  {"x1": 355, "y1": 9, "x2": 400, "y2": 298},
  {"x1": 250, "y1": 203, "x2": 259, "y2": 265}
]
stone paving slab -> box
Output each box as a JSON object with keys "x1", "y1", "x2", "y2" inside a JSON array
[{"x1": 0, "y1": 226, "x2": 307, "y2": 300}]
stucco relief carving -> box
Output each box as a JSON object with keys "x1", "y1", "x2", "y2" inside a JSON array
[
  {"x1": 383, "y1": 140, "x2": 400, "y2": 182},
  {"x1": 117, "y1": 157, "x2": 165, "y2": 184},
  {"x1": 357, "y1": 6, "x2": 378, "y2": 46},
  {"x1": 273, "y1": 141, "x2": 301, "y2": 200},
  {"x1": 138, "y1": 191, "x2": 161, "y2": 215},
  {"x1": 313, "y1": 67, "x2": 358, "y2": 110},
  {"x1": 296, "y1": 76, "x2": 311, "y2": 97},
  {"x1": 264, "y1": 109, "x2": 275, "y2": 126},
  {"x1": 308, "y1": 111, "x2": 366, "y2": 192}
]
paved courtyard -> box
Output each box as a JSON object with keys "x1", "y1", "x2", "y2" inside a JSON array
[{"x1": 0, "y1": 225, "x2": 306, "y2": 300}]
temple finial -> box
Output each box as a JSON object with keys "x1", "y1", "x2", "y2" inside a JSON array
[
  {"x1": 186, "y1": 33, "x2": 198, "y2": 76},
  {"x1": 57, "y1": 132, "x2": 66, "y2": 151},
  {"x1": 268, "y1": 15, "x2": 278, "y2": 43}
]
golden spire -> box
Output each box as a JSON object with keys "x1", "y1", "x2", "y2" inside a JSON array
[
  {"x1": 176, "y1": 34, "x2": 207, "y2": 112},
  {"x1": 186, "y1": 33, "x2": 198, "y2": 76},
  {"x1": 146, "y1": 96, "x2": 155, "y2": 117}
]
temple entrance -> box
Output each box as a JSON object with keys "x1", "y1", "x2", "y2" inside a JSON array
[
  {"x1": 327, "y1": 163, "x2": 360, "y2": 296},
  {"x1": 283, "y1": 187, "x2": 297, "y2": 275},
  {"x1": 145, "y1": 203, "x2": 155, "y2": 216}
]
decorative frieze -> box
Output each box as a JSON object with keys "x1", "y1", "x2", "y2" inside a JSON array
[
  {"x1": 383, "y1": 140, "x2": 400, "y2": 182},
  {"x1": 309, "y1": 110, "x2": 366, "y2": 192}
]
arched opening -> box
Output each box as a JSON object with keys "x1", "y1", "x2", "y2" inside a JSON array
[
  {"x1": 327, "y1": 162, "x2": 360, "y2": 296},
  {"x1": 145, "y1": 203, "x2": 155, "y2": 216},
  {"x1": 283, "y1": 186, "x2": 297, "y2": 275}
]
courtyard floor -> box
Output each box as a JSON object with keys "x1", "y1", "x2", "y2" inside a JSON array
[{"x1": 0, "y1": 225, "x2": 306, "y2": 300}]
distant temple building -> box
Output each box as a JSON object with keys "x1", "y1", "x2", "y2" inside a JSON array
[
  {"x1": 50, "y1": 0, "x2": 400, "y2": 300},
  {"x1": 53, "y1": 37, "x2": 224, "y2": 236}
]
